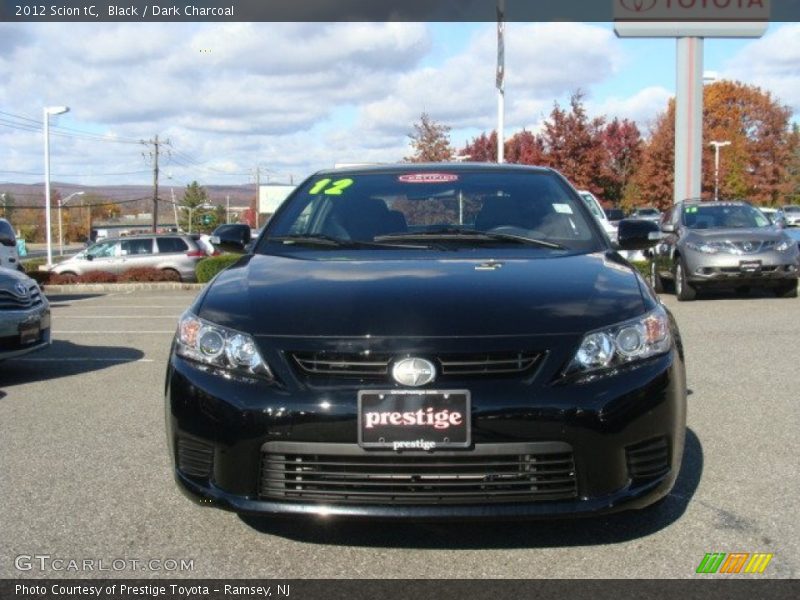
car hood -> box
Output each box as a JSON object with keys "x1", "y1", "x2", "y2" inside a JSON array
[
  {"x1": 196, "y1": 252, "x2": 648, "y2": 337},
  {"x1": 0, "y1": 266, "x2": 35, "y2": 289},
  {"x1": 686, "y1": 227, "x2": 786, "y2": 242}
]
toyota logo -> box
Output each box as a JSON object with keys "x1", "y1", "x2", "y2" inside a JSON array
[
  {"x1": 392, "y1": 358, "x2": 436, "y2": 387},
  {"x1": 13, "y1": 282, "x2": 28, "y2": 297},
  {"x1": 619, "y1": 0, "x2": 658, "y2": 12}
]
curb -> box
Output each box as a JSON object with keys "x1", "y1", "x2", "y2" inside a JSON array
[{"x1": 43, "y1": 282, "x2": 206, "y2": 293}]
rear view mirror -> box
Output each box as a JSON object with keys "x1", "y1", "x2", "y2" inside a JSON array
[{"x1": 618, "y1": 219, "x2": 662, "y2": 250}]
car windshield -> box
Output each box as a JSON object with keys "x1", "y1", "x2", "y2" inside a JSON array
[
  {"x1": 683, "y1": 204, "x2": 771, "y2": 229},
  {"x1": 260, "y1": 171, "x2": 602, "y2": 254},
  {"x1": 85, "y1": 240, "x2": 117, "y2": 258},
  {"x1": 636, "y1": 208, "x2": 659, "y2": 216},
  {"x1": 783, "y1": 206, "x2": 800, "y2": 213}
]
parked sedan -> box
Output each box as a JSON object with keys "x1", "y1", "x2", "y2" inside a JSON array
[
  {"x1": 782, "y1": 205, "x2": 800, "y2": 227},
  {"x1": 650, "y1": 201, "x2": 799, "y2": 300},
  {"x1": 0, "y1": 267, "x2": 50, "y2": 360},
  {"x1": 166, "y1": 163, "x2": 686, "y2": 520},
  {"x1": 50, "y1": 234, "x2": 206, "y2": 281}
]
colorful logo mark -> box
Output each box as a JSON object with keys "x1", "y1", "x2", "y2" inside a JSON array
[{"x1": 696, "y1": 553, "x2": 773, "y2": 574}]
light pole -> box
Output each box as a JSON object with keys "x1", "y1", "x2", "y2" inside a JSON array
[
  {"x1": 44, "y1": 106, "x2": 69, "y2": 266},
  {"x1": 59, "y1": 191, "x2": 84, "y2": 255},
  {"x1": 710, "y1": 140, "x2": 731, "y2": 202}
]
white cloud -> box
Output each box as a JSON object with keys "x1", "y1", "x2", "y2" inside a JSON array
[
  {"x1": 590, "y1": 86, "x2": 672, "y2": 128},
  {"x1": 722, "y1": 23, "x2": 800, "y2": 112}
]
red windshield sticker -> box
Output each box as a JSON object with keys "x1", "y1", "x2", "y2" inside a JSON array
[{"x1": 397, "y1": 173, "x2": 459, "y2": 184}]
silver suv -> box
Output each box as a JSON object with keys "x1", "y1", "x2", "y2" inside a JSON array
[
  {"x1": 651, "y1": 201, "x2": 799, "y2": 300},
  {"x1": 50, "y1": 234, "x2": 207, "y2": 282}
]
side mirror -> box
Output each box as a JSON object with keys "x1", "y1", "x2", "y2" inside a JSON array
[
  {"x1": 210, "y1": 223, "x2": 251, "y2": 254},
  {"x1": 618, "y1": 219, "x2": 662, "y2": 250},
  {"x1": 660, "y1": 222, "x2": 675, "y2": 234},
  {"x1": 0, "y1": 233, "x2": 15, "y2": 247},
  {"x1": 85, "y1": 254, "x2": 94, "y2": 261}
]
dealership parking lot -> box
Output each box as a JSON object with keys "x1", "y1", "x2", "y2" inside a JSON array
[{"x1": 1, "y1": 288, "x2": 798, "y2": 579}]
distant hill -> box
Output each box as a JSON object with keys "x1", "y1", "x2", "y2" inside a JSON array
[{"x1": 0, "y1": 181, "x2": 257, "y2": 212}]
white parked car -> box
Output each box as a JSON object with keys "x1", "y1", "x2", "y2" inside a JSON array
[{"x1": 578, "y1": 190, "x2": 617, "y2": 243}]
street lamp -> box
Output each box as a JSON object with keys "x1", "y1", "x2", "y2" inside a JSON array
[
  {"x1": 44, "y1": 105, "x2": 69, "y2": 266},
  {"x1": 59, "y1": 191, "x2": 84, "y2": 255},
  {"x1": 709, "y1": 140, "x2": 731, "y2": 202}
]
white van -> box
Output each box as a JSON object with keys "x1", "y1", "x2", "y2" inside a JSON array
[
  {"x1": 578, "y1": 190, "x2": 617, "y2": 243},
  {"x1": 0, "y1": 218, "x2": 21, "y2": 270}
]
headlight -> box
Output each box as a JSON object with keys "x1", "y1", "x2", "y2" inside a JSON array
[
  {"x1": 686, "y1": 240, "x2": 723, "y2": 254},
  {"x1": 776, "y1": 239, "x2": 793, "y2": 253},
  {"x1": 175, "y1": 312, "x2": 273, "y2": 380},
  {"x1": 565, "y1": 306, "x2": 671, "y2": 377}
]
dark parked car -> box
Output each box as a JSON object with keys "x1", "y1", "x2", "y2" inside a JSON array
[
  {"x1": 650, "y1": 201, "x2": 799, "y2": 300},
  {"x1": 0, "y1": 267, "x2": 50, "y2": 360},
  {"x1": 166, "y1": 164, "x2": 687, "y2": 519},
  {"x1": 605, "y1": 208, "x2": 626, "y2": 224}
]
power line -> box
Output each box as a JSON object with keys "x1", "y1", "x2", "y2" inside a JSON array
[{"x1": 0, "y1": 110, "x2": 142, "y2": 144}]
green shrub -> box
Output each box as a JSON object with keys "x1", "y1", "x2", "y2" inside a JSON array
[
  {"x1": 196, "y1": 255, "x2": 242, "y2": 283},
  {"x1": 21, "y1": 257, "x2": 48, "y2": 273},
  {"x1": 630, "y1": 260, "x2": 650, "y2": 278}
]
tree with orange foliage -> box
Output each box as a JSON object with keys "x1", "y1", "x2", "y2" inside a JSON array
[{"x1": 628, "y1": 80, "x2": 797, "y2": 209}]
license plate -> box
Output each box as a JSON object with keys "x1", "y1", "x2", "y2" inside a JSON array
[
  {"x1": 19, "y1": 320, "x2": 40, "y2": 345},
  {"x1": 358, "y1": 390, "x2": 471, "y2": 450},
  {"x1": 740, "y1": 260, "x2": 762, "y2": 273}
]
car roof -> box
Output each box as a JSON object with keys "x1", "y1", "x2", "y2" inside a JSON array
[
  {"x1": 681, "y1": 200, "x2": 750, "y2": 207},
  {"x1": 312, "y1": 162, "x2": 554, "y2": 177},
  {"x1": 95, "y1": 233, "x2": 191, "y2": 242}
]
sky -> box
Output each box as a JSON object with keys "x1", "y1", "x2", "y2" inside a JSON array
[{"x1": 0, "y1": 21, "x2": 798, "y2": 191}]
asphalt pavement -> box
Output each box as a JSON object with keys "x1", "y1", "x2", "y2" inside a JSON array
[{"x1": 0, "y1": 288, "x2": 797, "y2": 579}]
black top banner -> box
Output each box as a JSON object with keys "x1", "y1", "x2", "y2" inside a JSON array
[{"x1": 1, "y1": 0, "x2": 799, "y2": 23}]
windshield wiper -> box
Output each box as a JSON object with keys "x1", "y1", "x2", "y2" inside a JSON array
[
  {"x1": 375, "y1": 228, "x2": 566, "y2": 249},
  {"x1": 267, "y1": 234, "x2": 430, "y2": 250}
]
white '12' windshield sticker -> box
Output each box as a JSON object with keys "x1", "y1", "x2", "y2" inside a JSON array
[{"x1": 553, "y1": 204, "x2": 573, "y2": 214}]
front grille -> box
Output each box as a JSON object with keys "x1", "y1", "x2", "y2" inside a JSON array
[
  {"x1": 177, "y1": 437, "x2": 214, "y2": 478},
  {"x1": 291, "y1": 351, "x2": 542, "y2": 380},
  {"x1": 730, "y1": 240, "x2": 775, "y2": 254},
  {"x1": 626, "y1": 437, "x2": 670, "y2": 481},
  {"x1": 259, "y1": 442, "x2": 577, "y2": 505},
  {"x1": 0, "y1": 285, "x2": 43, "y2": 310}
]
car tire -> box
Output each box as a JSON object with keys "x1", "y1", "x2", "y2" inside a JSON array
[
  {"x1": 774, "y1": 280, "x2": 798, "y2": 298},
  {"x1": 674, "y1": 260, "x2": 696, "y2": 302},
  {"x1": 649, "y1": 260, "x2": 664, "y2": 293},
  {"x1": 161, "y1": 268, "x2": 182, "y2": 282}
]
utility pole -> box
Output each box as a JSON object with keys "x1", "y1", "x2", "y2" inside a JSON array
[
  {"x1": 254, "y1": 166, "x2": 260, "y2": 230},
  {"x1": 226, "y1": 195, "x2": 230, "y2": 224},
  {"x1": 142, "y1": 135, "x2": 170, "y2": 232}
]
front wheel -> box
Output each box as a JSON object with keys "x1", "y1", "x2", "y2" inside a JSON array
[
  {"x1": 650, "y1": 260, "x2": 664, "y2": 293},
  {"x1": 675, "y1": 260, "x2": 697, "y2": 302}
]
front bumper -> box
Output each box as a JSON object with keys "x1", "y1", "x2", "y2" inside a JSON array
[
  {"x1": 0, "y1": 304, "x2": 51, "y2": 360},
  {"x1": 165, "y1": 335, "x2": 687, "y2": 519},
  {"x1": 683, "y1": 249, "x2": 798, "y2": 286}
]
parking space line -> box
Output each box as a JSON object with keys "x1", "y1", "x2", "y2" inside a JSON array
[
  {"x1": 16, "y1": 358, "x2": 155, "y2": 363},
  {"x1": 54, "y1": 330, "x2": 173, "y2": 334},
  {"x1": 55, "y1": 316, "x2": 178, "y2": 319}
]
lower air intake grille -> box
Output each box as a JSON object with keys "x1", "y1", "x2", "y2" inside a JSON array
[
  {"x1": 259, "y1": 442, "x2": 577, "y2": 505},
  {"x1": 626, "y1": 437, "x2": 670, "y2": 481},
  {"x1": 177, "y1": 437, "x2": 214, "y2": 478}
]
